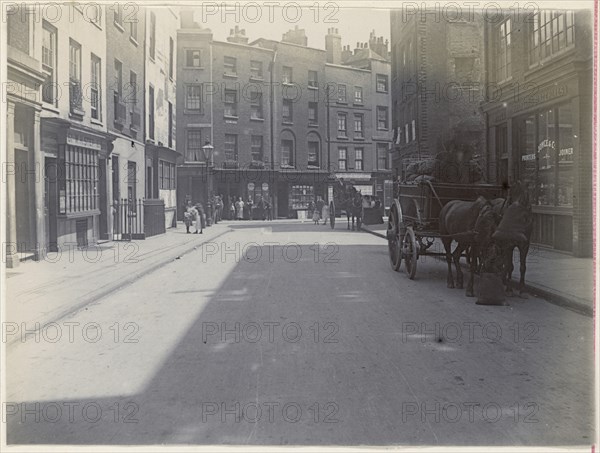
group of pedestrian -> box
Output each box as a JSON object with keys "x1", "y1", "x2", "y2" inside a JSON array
[
  {"x1": 308, "y1": 196, "x2": 329, "y2": 225},
  {"x1": 183, "y1": 200, "x2": 204, "y2": 234},
  {"x1": 226, "y1": 195, "x2": 273, "y2": 221}
]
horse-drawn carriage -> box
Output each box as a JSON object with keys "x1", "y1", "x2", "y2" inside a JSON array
[{"x1": 387, "y1": 180, "x2": 505, "y2": 280}]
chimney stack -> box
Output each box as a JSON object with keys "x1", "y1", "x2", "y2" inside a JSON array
[
  {"x1": 282, "y1": 25, "x2": 308, "y2": 46},
  {"x1": 227, "y1": 25, "x2": 249, "y2": 44},
  {"x1": 325, "y1": 27, "x2": 342, "y2": 64}
]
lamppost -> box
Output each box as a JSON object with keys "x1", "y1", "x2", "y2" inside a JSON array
[{"x1": 202, "y1": 141, "x2": 215, "y2": 222}]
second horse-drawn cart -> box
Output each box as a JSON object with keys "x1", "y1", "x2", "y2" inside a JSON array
[{"x1": 387, "y1": 180, "x2": 504, "y2": 279}]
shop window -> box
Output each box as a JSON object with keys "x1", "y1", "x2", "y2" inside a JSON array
[
  {"x1": 59, "y1": 145, "x2": 99, "y2": 214},
  {"x1": 290, "y1": 185, "x2": 314, "y2": 210},
  {"x1": 517, "y1": 104, "x2": 574, "y2": 207}
]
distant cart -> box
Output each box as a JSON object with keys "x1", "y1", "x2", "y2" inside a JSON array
[{"x1": 387, "y1": 180, "x2": 504, "y2": 279}]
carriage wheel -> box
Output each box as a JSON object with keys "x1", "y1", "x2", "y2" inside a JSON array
[
  {"x1": 329, "y1": 201, "x2": 335, "y2": 229},
  {"x1": 387, "y1": 202, "x2": 402, "y2": 271},
  {"x1": 403, "y1": 227, "x2": 418, "y2": 279}
]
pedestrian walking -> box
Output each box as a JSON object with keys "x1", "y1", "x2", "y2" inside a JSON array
[{"x1": 315, "y1": 197, "x2": 325, "y2": 225}]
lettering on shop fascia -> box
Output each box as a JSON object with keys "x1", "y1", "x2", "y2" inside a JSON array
[
  {"x1": 491, "y1": 84, "x2": 569, "y2": 125},
  {"x1": 66, "y1": 133, "x2": 102, "y2": 150}
]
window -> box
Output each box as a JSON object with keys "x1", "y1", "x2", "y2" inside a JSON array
[
  {"x1": 129, "y1": 71, "x2": 138, "y2": 106},
  {"x1": 250, "y1": 92, "x2": 263, "y2": 119},
  {"x1": 308, "y1": 70, "x2": 318, "y2": 88},
  {"x1": 376, "y1": 74, "x2": 389, "y2": 92},
  {"x1": 129, "y1": 17, "x2": 137, "y2": 41},
  {"x1": 281, "y1": 140, "x2": 294, "y2": 166},
  {"x1": 355, "y1": 148, "x2": 363, "y2": 170},
  {"x1": 187, "y1": 129, "x2": 202, "y2": 161},
  {"x1": 354, "y1": 86, "x2": 363, "y2": 104},
  {"x1": 113, "y1": 4, "x2": 123, "y2": 27},
  {"x1": 158, "y1": 161, "x2": 176, "y2": 190},
  {"x1": 224, "y1": 56, "x2": 237, "y2": 75},
  {"x1": 338, "y1": 148, "x2": 347, "y2": 170},
  {"x1": 224, "y1": 134, "x2": 238, "y2": 161},
  {"x1": 251, "y1": 136, "x2": 263, "y2": 161},
  {"x1": 169, "y1": 37, "x2": 174, "y2": 79},
  {"x1": 42, "y1": 22, "x2": 57, "y2": 104},
  {"x1": 496, "y1": 19, "x2": 512, "y2": 82},
  {"x1": 337, "y1": 84, "x2": 347, "y2": 103},
  {"x1": 127, "y1": 161, "x2": 137, "y2": 201},
  {"x1": 377, "y1": 106, "x2": 388, "y2": 130},
  {"x1": 186, "y1": 85, "x2": 202, "y2": 111},
  {"x1": 149, "y1": 12, "x2": 156, "y2": 60},
  {"x1": 518, "y1": 104, "x2": 574, "y2": 207},
  {"x1": 354, "y1": 114, "x2": 364, "y2": 138},
  {"x1": 308, "y1": 102, "x2": 318, "y2": 124},
  {"x1": 224, "y1": 90, "x2": 238, "y2": 117},
  {"x1": 69, "y1": 40, "x2": 82, "y2": 113},
  {"x1": 250, "y1": 60, "x2": 263, "y2": 78},
  {"x1": 283, "y1": 99, "x2": 293, "y2": 123},
  {"x1": 168, "y1": 102, "x2": 173, "y2": 148},
  {"x1": 337, "y1": 113, "x2": 347, "y2": 136},
  {"x1": 308, "y1": 141, "x2": 319, "y2": 166},
  {"x1": 377, "y1": 143, "x2": 388, "y2": 169},
  {"x1": 529, "y1": 11, "x2": 575, "y2": 65},
  {"x1": 290, "y1": 185, "x2": 314, "y2": 210},
  {"x1": 282, "y1": 66, "x2": 293, "y2": 84},
  {"x1": 186, "y1": 49, "x2": 202, "y2": 67},
  {"x1": 90, "y1": 55, "x2": 101, "y2": 120},
  {"x1": 59, "y1": 146, "x2": 99, "y2": 214},
  {"x1": 148, "y1": 85, "x2": 155, "y2": 140},
  {"x1": 114, "y1": 59, "x2": 123, "y2": 97}
]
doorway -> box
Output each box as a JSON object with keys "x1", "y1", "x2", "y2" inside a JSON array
[{"x1": 44, "y1": 157, "x2": 58, "y2": 252}]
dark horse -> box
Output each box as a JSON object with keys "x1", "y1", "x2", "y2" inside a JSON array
[
  {"x1": 344, "y1": 190, "x2": 363, "y2": 231},
  {"x1": 439, "y1": 196, "x2": 500, "y2": 297},
  {"x1": 491, "y1": 181, "x2": 533, "y2": 297}
]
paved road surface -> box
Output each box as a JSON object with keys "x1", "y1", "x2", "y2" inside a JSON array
[{"x1": 5, "y1": 220, "x2": 595, "y2": 446}]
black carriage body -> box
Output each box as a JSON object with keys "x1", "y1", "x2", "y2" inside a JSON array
[{"x1": 397, "y1": 182, "x2": 504, "y2": 233}]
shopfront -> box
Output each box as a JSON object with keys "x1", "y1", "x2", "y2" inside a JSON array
[
  {"x1": 277, "y1": 170, "x2": 328, "y2": 219},
  {"x1": 41, "y1": 119, "x2": 113, "y2": 250},
  {"x1": 487, "y1": 76, "x2": 592, "y2": 256}
]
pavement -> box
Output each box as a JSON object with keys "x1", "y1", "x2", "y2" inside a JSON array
[
  {"x1": 4, "y1": 221, "x2": 232, "y2": 339},
  {"x1": 361, "y1": 219, "x2": 595, "y2": 317}
]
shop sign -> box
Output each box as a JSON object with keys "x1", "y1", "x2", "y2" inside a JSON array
[
  {"x1": 248, "y1": 182, "x2": 255, "y2": 191},
  {"x1": 262, "y1": 183, "x2": 269, "y2": 191},
  {"x1": 559, "y1": 148, "x2": 573, "y2": 157}
]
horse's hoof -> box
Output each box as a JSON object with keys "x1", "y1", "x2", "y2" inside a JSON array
[
  {"x1": 465, "y1": 291, "x2": 475, "y2": 297},
  {"x1": 518, "y1": 292, "x2": 529, "y2": 299},
  {"x1": 447, "y1": 283, "x2": 455, "y2": 289},
  {"x1": 456, "y1": 283, "x2": 464, "y2": 289}
]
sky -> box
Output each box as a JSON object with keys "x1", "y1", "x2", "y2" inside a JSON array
[{"x1": 185, "y1": 4, "x2": 391, "y2": 50}]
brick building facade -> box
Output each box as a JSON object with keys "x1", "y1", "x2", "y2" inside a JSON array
[
  {"x1": 176, "y1": 13, "x2": 392, "y2": 218},
  {"x1": 390, "y1": 10, "x2": 486, "y2": 179},
  {"x1": 481, "y1": 9, "x2": 593, "y2": 256}
]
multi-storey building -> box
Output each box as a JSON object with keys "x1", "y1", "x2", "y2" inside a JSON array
[
  {"x1": 105, "y1": 3, "x2": 146, "y2": 238},
  {"x1": 389, "y1": 9, "x2": 486, "y2": 179},
  {"x1": 5, "y1": 4, "x2": 45, "y2": 266},
  {"x1": 176, "y1": 14, "x2": 392, "y2": 218},
  {"x1": 144, "y1": 7, "x2": 179, "y2": 228},
  {"x1": 481, "y1": 8, "x2": 593, "y2": 256},
  {"x1": 37, "y1": 5, "x2": 113, "y2": 251}
]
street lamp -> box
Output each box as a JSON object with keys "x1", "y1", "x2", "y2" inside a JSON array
[
  {"x1": 202, "y1": 141, "x2": 214, "y2": 166},
  {"x1": 202, "y1": 141, "x2": 215, "y2": 221}
]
